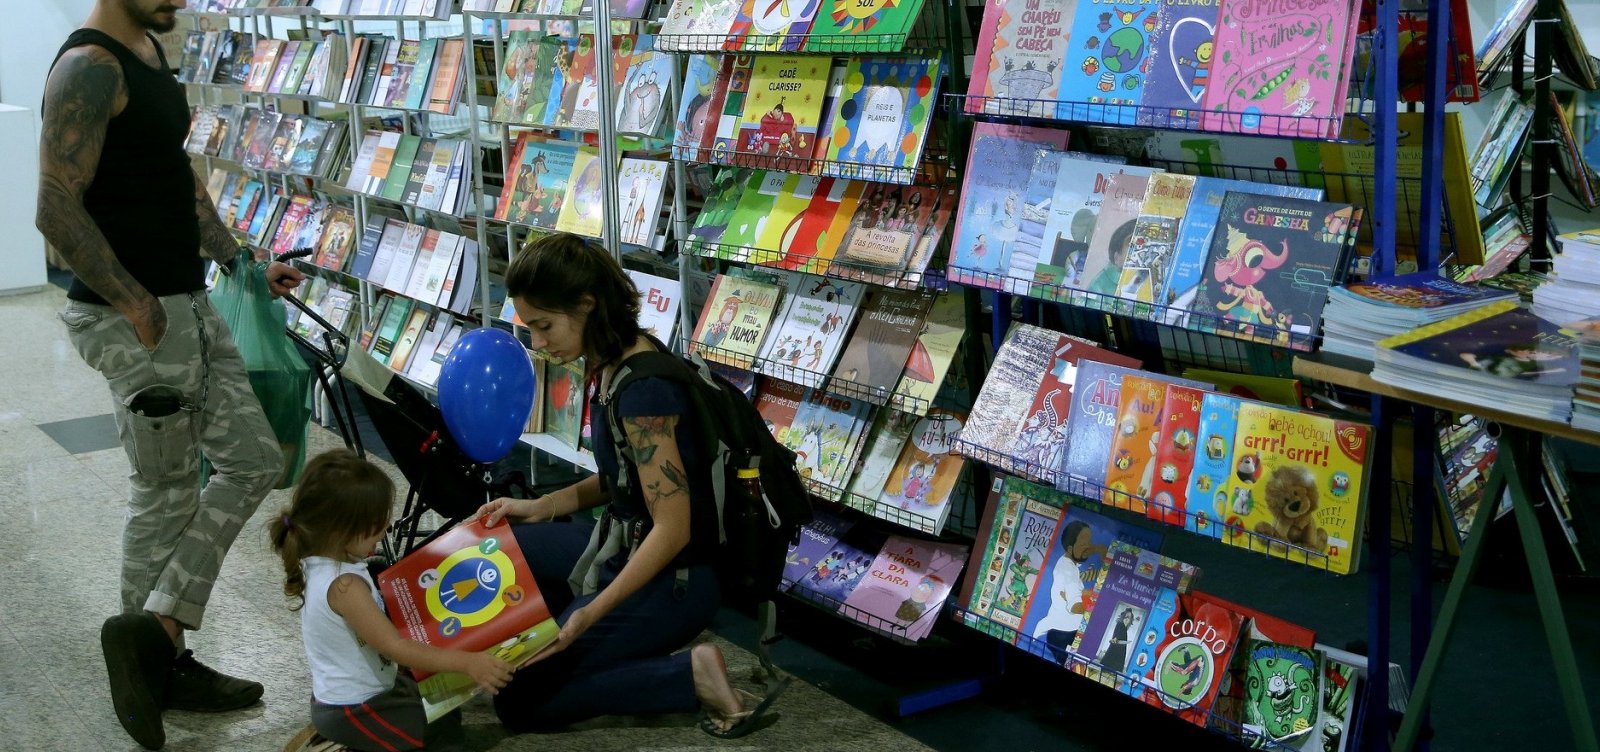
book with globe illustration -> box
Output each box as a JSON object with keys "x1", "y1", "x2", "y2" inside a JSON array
[
  {"x1": 967, "y1": 0, "x2": 1071, "y2": 118},
  {"x1": 1055, "y1": 1, "x2": 1161, "y2": 125},
  {"x1": 376, "y1": 518, "x2": 559, "y2": 721}
]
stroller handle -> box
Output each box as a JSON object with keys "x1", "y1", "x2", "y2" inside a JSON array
[{"x1": 276, "y1": 248, "x2": 351, "y2": 370}]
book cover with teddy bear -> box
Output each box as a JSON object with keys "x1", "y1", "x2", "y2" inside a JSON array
[{"x1": 1221, "y1": 403, "x2": 1372, "y2": 574}]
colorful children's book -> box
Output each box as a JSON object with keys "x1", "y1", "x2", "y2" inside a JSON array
[
  {"x1": 555, "y1": 147, "x2": 606, "y2": 238},
  {"x1": 618, "y1": 158, "x2": 667, "y2": 247},
  {"x1": 1185, "y1": 392, "x2": 1243, "y2": 540},
  {"x1": 835, "y1": 184, "x2": 940, "y2": 272},
  {"x1": 1001, "y1": 146, "x2": 1068, "y2": 295},
  {"x1": 890, "y1": 292, "x2": 965, "y2": 411},
  {"x1": 733, "y1": 56, "x2": 831, "y2": 171},
  {"x1": 1116, "y1": 173, "x2": 1197, "y2": 307},
  {"x1": 949, "y1": 123, "x2": 1071, "y2": 288},
  {"x1": 1201, "y1": 0, "x2": 1359, "y2": 138},
  {"x1": 1056, "y1": 2, "x2": 1160, "y2": 125},
  {"x1": 802, "y1": 0, "x2": 927, "y2": 53},
  {"x1": 1018, "y1": 497, "x2": 1165, "y2": 664},
  {"x1": 1077, "y1": 171, "x2": 1153, "y2": 301},
  {"x1": 717, "y1": 170, "x2": 788, "y2": 254},
  {"x1": 1220, "y1": 403, "x2": 1371, "y2": 574},
  {"x1": 822, "y1": 55, "x2": 942, "y2": 185},
  {"x1": 506, "y1": 139, "x2": 579, "y2": 229},
  {"x1": 1101, "y1": 374, "x2": 1171, "y2": 514},
  {"x1": 688, "y1": 273, "x2": 784, "y2": 369},
  {"x1": 1136, "y1": 0, "x2": 1221, "y2": 129},
  {"x1": 1190, "y1": 194, "x2": 1357, "y2": 349},
  {"x1": 1160, "y1": 178, "x2": 1323, "y2": 323},
  {"x1": 1144, "y1": 384, "x2": 1207, "y2": 527},
  {"x1": 1240, "y1": 641, "x2": 1322, "y2": 747},
  {"x1": 727, "y1": 0, "x2": 824, "y2": 52},
  {"x1": 1139, "y1": 591, "x2": 1246, "y2": 727},
  {"x1": 786, "y1": 388, "x2": 873, "y2": 491},
  {"x1": 1034, "y1": 158, "x2": 1152, "y2": 294},
  {"x1": 879, "y1": 408, "x2": 967, "y2": 533},
  {"x1": 830, "y1": 287, "x2": 931, "y2": 400},
  {"x1": 672, "y1": 55, "x2": 724, "y2": 161},
  {"x1": 966, "y1": 0, "x2": 1071, "y2": 118},
  {"x1": 614, "y1": 35, "x2": 672, "y2": 138},
  {"x1": 840, "y1": 536, "x2": 969, "y2": 641},
  {"x1": 968, "y1": 477, "x2": 1070, "y2": 641},
  {"x1": 782, "y1": 508, "x2": 855, "y2": 588},
  {"x1": 1018, "y1": 336, "x2": 1144, "y2": 486},
  {"x1": 1056, "y1": 361, "x2": 1136, "y2": 495},
  {"x1": 542, "y1": 358, "x2": 586, "y2": 449},
  {"x1": 792, "y1": 525, "x2": 886, "y2": 603},
  {"x1": 375, "y1": 518, "x2": 558, "y2": 721},
  {"x1": 1074, "y1": 542, "x2": 1200, "y2": 687},
  {"x1": 755, "y1": 377, "x2": 809, "y2": 446},
  {"x1": 756, "y1": 275, "x2": 865, "y2": 387}
]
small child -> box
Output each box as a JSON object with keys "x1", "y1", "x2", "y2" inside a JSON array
[{"x1": 271, "y1": 450, "x2": 512, "y2": 751}]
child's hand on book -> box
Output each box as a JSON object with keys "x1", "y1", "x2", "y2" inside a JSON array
[{"x1": 459, "y1": 652, "x2": 514, "y2": 695}]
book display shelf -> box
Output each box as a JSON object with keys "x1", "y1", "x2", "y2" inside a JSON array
[{"x1": 179, "y1": 0, "x2": 1599, "y2": 749}]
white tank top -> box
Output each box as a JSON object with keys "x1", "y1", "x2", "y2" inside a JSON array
[{"x1": 301, "y1": 556, "x2": 399, "y2": 705}]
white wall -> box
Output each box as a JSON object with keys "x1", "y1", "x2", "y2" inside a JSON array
[{"x1": 0, "y1": 0, "x2": 96, "y2": 117}]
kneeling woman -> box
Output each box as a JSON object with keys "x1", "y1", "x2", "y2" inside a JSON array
[{"x1": 479, "y1": 233, "x2": 785, "y2": 738}]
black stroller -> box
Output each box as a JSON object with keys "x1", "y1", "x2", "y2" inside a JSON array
[{"x1": 276, "y1": 250, "x2": 523, "y2": 560}]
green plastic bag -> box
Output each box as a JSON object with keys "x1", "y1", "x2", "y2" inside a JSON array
[{"x1": 206, "y1": 251, "x2": 312, "y2": 488}]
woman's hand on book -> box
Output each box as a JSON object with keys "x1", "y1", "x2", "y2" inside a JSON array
[
  {"x1": 477, "y1": 496, "x2": 541, "y2": 527},
  {"x1": 459, "y1": 652, "x2": 513, "y2": 695},
  {"x1": 523, "y1": 605, "x2": 596, "y2": 666}
]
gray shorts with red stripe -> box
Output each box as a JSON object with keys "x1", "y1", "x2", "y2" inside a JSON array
[{"x1": 310, "y1": 676, "x2": 427, "y2": 752}]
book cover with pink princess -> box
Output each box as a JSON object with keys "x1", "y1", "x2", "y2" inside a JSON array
[
  {"x1": 841, "y1": 535, "x2": 969, "y2": 641},
  {"x1": 1200, "y1": 0, "x2": 1361, "y2": 138}
]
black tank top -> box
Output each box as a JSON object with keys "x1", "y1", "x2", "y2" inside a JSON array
[{"x1": 52, "y1": 30, "x2": 205, "y2": 304}]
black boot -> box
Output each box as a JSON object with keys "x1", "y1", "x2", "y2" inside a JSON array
[
  {"x1": 101, "y1": 613, "x2": 171, "y2": 750},
  {"x1": 165, "y1": 649, "x2": 265, "y2": 712}
]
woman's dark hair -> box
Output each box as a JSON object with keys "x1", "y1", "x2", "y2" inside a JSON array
[
  {"x1": 506, "y1": 232, "x2": 642, "y2": 368},
  {"x1": 269, "y1": 449, "x2": 394, "y2": 611}
]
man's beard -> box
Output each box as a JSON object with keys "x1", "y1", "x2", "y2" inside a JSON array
[{"x1": 125, "y1": 1, "x2": 180, "y2": 32}]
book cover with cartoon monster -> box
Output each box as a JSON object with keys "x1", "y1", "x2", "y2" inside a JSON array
[
  {"x1": 1240, "y1": 641, "x2": 1321, "y2": 746},
  {"x1": 1222, "y1": 403, "x2": 1372, "y2": 574},
  {"x1": 1190, "y1": 193, "x2": 1358, "y2": 350}
]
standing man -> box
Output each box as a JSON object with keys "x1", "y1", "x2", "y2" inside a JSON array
[{"x1": 35, "y1": 1, "x2": 306, "y2": 749}]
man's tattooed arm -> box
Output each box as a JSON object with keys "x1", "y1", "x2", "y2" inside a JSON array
[
  {"x1": 35, "y1": 47, "x2": 166, "y2": 344},
  {"x1": 194, "y1": 168, "x2": 238, "y2": 266}
]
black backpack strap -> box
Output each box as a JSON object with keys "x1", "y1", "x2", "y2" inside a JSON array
[{"x1": 603, "y1": 338, "x2": 733, "y2": 545}]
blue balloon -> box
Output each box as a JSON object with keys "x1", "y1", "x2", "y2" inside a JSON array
[{"x1": 438, "y1": 327, "x2": 537, "y2": 463}]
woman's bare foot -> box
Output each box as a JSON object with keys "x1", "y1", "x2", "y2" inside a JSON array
[{"x1": 690, "y1": 644, "x2": 745, "y2": 733}]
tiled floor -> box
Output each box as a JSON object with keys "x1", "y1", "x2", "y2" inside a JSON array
[{"x1": 0, "y1": 285, "x2": 933, "y2": 752}]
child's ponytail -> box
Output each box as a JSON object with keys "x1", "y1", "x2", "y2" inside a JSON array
[{"x1": 270, "y1": 449, "x2": 395, "y2": 612}]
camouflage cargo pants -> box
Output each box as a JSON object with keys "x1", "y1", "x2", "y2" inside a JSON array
[{"x1": 61, "y1": 290, "x2": 283, "y2": 630}]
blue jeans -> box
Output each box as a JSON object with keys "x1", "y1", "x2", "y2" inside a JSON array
[{"x1": 493, "y1": 521, "x2": 720, "y2": 732}]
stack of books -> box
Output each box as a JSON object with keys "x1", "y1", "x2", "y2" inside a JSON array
[
  {"x1": 1321, "y1": 270, "x2": 1517, "y2": 361},
  {"x1": 1531, "y1": 229, "x2": 1600, "y2": 325},
  {"x1": 1571, "y1": 318, "x2": 1600, "y2": 432},
  {"x1": 1373, "y1": 300, "x2": 1579, "y2": 422}
]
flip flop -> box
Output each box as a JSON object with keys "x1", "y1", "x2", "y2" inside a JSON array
[{"x1": 699, "y1": 676, "x2": 793, "y2": 740}]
